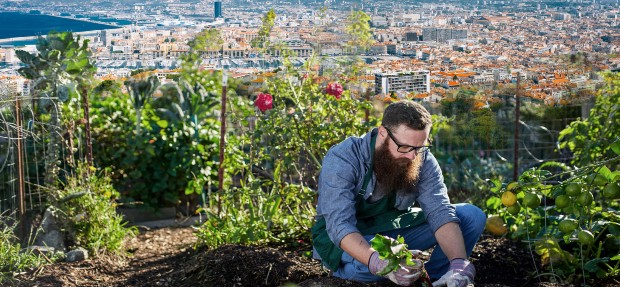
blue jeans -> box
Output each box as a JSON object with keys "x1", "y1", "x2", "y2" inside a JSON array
[{"x1": 332, "y1": 203, "x2": 486, "y2": 282}]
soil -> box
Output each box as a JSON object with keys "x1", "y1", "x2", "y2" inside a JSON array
[{"x1": 9, "y1": 226, "x2": 620, "y2": 287}]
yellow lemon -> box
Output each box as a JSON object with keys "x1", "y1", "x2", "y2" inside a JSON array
[
  {"x1": 485, "y1": 216, "x2": 508, "y2": 236},
  {"x1": 501, "y1": 191, "x2": 517, "y2": 207}
]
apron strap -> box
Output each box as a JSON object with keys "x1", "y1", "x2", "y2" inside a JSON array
[{"x1": 358, "y1": 132, "x2": 376, "y2": 197}]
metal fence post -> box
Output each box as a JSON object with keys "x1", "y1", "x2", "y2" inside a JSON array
[{"x1": 15, "y1": 96, "x2": 26, "y2": 241}]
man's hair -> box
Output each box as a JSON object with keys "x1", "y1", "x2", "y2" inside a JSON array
[{"x1": 381, "y1": 100, "x2": 432, "y2": 131}]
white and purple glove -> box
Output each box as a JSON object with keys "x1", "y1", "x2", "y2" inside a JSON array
[
  {"x1": 368, "y1": 251, "x2": 423, "y2": 286},
  {"x1": 432, "y1": 258, "x2": 475, "y2": 287}
]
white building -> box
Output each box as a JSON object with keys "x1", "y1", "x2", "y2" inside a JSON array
[{"x1": 375, "y1": 70, "x2": 430, "y2": 95}]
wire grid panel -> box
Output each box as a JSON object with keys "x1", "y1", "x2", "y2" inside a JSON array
[{"x1": 0, "y1": 95, "x2": 48, "y2": 215}]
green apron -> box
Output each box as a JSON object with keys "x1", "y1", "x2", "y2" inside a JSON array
[{"x1": 311, "y1": 133, "x2": 426, "y2": 271}]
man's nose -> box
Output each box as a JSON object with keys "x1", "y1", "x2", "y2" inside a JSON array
[{"x1": 401, "y1": 151, "x2": 416, "y2": 160}]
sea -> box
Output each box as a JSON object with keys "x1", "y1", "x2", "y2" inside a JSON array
[{"x1": 0, "y1": 12, "x2": 127, "y2": 46}]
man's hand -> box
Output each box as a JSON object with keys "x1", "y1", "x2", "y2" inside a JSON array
[
  {"x1": 432, "y1": 258, "x2": 475, "y2": 287},
  {"x1": 368, "y1": 251, "x2": 422, "y2": 286}
]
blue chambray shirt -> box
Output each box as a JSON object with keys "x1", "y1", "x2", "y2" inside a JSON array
[{"x1": 315, "y1": 128, "x2": 459, "y2": 249}]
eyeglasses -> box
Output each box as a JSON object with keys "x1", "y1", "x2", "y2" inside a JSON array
[{"x1": 384, "y1": 127, "x2": 432, "y2": 154}]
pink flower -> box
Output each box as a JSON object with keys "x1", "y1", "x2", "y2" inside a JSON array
[
  {"x1": 325, "y1": 82, "x2": 344, "y2": 99},
  {"x1": 254, "y1": 92, "x2": 273, "y2": 112}
]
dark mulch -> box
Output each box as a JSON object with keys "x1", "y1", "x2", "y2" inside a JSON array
[{"x1": 8, "y1": 227, "x2": 620, "y2": 287}]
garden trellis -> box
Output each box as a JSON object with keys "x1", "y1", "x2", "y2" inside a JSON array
[{"x1": 0, "y1": 91, "x2": 92, "y2": 237}]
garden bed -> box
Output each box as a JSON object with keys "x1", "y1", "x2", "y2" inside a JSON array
[{"x1": 13, "y1": 227, "x2": 619, "y2": 287}]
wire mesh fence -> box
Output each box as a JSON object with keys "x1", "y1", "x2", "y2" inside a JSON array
[
  {"x1": 0, "y1": 88, "x2": 580, "y2": 233},
  {"x1": 0, "y1": 91, "x2": 92, "y2": 231},
  {"x1": 1, "y1": 94, "x2": 44, "y2": 217}
]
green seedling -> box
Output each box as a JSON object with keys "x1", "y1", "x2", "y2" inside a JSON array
[{"x1": 370, "y1": 234, "x2": 433, "y2": 286}]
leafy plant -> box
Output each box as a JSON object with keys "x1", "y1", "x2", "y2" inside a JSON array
[
  {"x1": 484, "y1": 72, "x2": 620, "y2": 284},
  {"x1": 370, "y1": 234, "x2": 432, "y2": 286},
  {"x1": 89, "y1": 57, "x2": 223, "y2": 210},
  {"x1": 196, "y1": 159, "x2": 315, "y2": 248},
  {"x1": 50, "y1": 162, "x2": 137, "y2": 256},
  {"x1": 0, "y1": 215, "x2": 47, "y2": 283},
  {"x1": 195, "y1": 11, "x2": 376, "y2": 248},
  {"x1": 560, "y1": 71, "x2": 620, "y2": 169},
  {"x1": 15, "y1": 31, "x2": 96, "y2": 187},
  {"x1": 251, "y1": 9, "x2": 276, "y2": 49},
  {"x1": 124, "y1": 73, "x2": 160, "y2": 134},
  {"x1": 486, "y1": 145, "x2": 620, "y2": 284},
  {"x1": 370, "y1": 234, "x2": 416, "y2": 276},
  {"x1": 188, "y1": 28, "x2": 223, "y2": 51}
]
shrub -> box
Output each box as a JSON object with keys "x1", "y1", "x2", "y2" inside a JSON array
[{"x1": 50, "y1": 163, "x2": 136, "y2": 256}]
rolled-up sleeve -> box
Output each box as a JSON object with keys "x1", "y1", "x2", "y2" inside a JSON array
[
  {"x1": 316, "y1": 147, "x2": 363, "y2": 247},
  {"x1": 417, "y1": 152, "x2": 459, "y2": 233}
]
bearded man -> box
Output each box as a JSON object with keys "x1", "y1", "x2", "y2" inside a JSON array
[{"x1": 311, "y1": 100, "x2": 486, "y2": 287}]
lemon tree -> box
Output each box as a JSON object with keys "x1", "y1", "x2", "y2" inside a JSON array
[
  {"x1": 486, "y1": 73, "x2": 620, "y2": 284},
  {"x1": 577, "y1": 191, "x2": 594, "y2": 206}
]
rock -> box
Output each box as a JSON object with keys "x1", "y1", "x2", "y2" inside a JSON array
[
  {"x1": 66, "y1": 247, "x2": 89, "y2": 262},
  {"x1": 33, "y1": 209, "x2": 66, "y2": 253}
]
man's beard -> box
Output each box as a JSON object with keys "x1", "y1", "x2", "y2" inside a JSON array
[{"x1": 373, "y1": 137, "x2": 423, "y2": 193}]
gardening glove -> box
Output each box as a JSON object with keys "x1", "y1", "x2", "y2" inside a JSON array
[
  {"x1": 368, "y1": 251, "x2": 423, "y2": 286},
  {"x1": 432, "y1": 258, "x2": 475, "y2": 287}
]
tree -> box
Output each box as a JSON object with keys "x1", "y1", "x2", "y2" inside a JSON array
[
  {"x1": 16, "y1": 31, "x2": 96, "y2": 186},
  {"x1": 344, "y1": 10, "x2": 374, "y2": 54},
  {"x1": 251, "y1": 9, "x2": 276, "y2": 50},
  {"x1": 188, "y1": 28, "x2": 223, "y2": 51},
  {"x1": 343, "y1": 10, "x2": 375, "y2": 86}
]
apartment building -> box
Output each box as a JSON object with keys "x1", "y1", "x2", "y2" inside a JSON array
[{"x1": 374, "y1": 70, "x2": 430, "y2": 95}]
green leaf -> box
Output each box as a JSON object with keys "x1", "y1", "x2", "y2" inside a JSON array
[
  {"x1": 607, "y1": 222, "x2": 620, "y2": 236},
  {"x1": 596, "y1": 166, "x2": 613, "y2": 181},
  {"x1": 584, "y1": 258, "x2": 608, "y2": 273},
  {"x1": 157, "y1": 120, "x2": 169, "y2": 128},
  {"x1": 487, "y1": 178, "x2": 502, "y2": 193},
  {"x1": 486, "y1": 196, "x2": 501, "y2": 210},
  {"x1": 369, "y1": 234, "x2": 413, "y2": 276},
  {"x1": 611, "y1": 141, "x2": 620, "y2": 156}
]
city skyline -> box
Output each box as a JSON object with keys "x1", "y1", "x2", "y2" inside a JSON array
[{"x1": 1, "y1": 0, "x2": 619, "y2": 105}]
